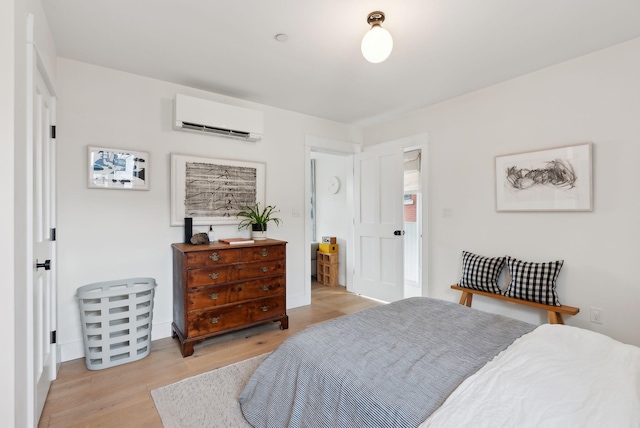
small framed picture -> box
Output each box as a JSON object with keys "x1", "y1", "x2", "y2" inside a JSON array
[{"x1": 88, "y1": 146, "x2": 150, "y2": 190}]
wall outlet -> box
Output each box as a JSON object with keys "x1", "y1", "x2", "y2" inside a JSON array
[{"x1": 590, "y1": 307, "x2": 604, "y2": 324}]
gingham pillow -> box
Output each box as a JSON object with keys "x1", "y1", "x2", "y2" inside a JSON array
[
  {"x1": 504, "y1": 256, "x2": 563, "y2": 306},
  {"x1": 457, "y1": 251, "x2": 505, "y2": 294}
]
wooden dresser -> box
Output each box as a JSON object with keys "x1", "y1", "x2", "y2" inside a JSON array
[{"x1": 171, "y1": 239, "x2": 288, "y2": 357}]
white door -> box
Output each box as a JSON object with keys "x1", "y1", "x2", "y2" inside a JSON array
[
  {"x1": 353, "y1": 146, "x2": 405, "y2": 302},
  {"x1": 29, "y1": 45, "x2": 57, "y2": 423}
]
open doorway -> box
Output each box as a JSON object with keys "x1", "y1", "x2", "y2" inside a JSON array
[
  {"x1": 303, "y1": 136, "x2": 360, "y2": 308},
  {"x1": 403, "y1": 149, "x2": 422, "y2": 298},
  {"x1": 310, "y1": 151, "x2": 350, "y2": 288}
]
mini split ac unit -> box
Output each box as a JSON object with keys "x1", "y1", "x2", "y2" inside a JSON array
[{"x1": 173, "y1": 94, "x2": 264, "y2": 142}]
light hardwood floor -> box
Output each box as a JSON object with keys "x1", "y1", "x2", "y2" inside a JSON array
[{"x1": 38, "y1": 282, "x2": 382, "y2": 427}]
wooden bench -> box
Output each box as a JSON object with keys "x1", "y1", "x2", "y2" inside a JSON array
[{"x1": 451, "y1": 285, "x2": 580, "y2": 324}]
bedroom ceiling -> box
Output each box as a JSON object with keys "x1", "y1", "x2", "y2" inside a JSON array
[{"x1": 42, "y1": 0, "x2": 640, "y2": 126}]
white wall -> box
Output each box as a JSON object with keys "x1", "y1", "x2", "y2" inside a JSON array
[
  {"x1": 364, "y1": 37, "x2": 640, "y2": 347},
  {"x1": 311, "y1": 152, "x2": 348, "y2": 285},
  {"x1": 56, "y1": 58, "x2": 362, "y2": 361}
]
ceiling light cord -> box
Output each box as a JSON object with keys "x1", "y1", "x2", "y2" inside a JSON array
[{"x1": 361, "y1": 11, "x2": 393, "y2": 63}]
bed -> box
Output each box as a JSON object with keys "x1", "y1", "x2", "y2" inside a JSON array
[{"x1": 239, "y1": 297, "x2": 640, "y2": 427}]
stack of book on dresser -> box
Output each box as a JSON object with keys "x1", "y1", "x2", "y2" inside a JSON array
[{"x1": 219, "y1": 238, "x2": 255, "y2": 245}]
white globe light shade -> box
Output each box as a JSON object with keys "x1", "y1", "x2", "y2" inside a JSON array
[{"x1": 361, "y1": 25, "x2": 393, "y2": 63}]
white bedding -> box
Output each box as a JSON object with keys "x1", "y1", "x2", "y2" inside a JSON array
[{"x1": 421, "y1": 324, "x2": 640, "y2": 428}]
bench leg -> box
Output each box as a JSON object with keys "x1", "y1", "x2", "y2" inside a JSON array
[
  {"x1": 548, "y1": 311, "x2": 565, "y2": 325},
  {"x1": 459, "y1": 291, "x2": 473, "y2": 307}
]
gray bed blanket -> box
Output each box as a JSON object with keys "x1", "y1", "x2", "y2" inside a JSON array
[{"x1": 239, "y1": 297, "x2": 535, "y2": 427}]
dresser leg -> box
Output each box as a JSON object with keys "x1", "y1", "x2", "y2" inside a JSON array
[
  {"x1": 180, "y1": 342, "x2": 195, "y2": 357},
  {"x1": 171, "y1": 323, "x2": 195, "y2": 357},
  {"x1": 278, "y1": 315, "x2": 289, "y2": 330}
]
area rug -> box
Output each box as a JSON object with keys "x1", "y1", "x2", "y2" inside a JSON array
[{"x1": 151, "y1": 353, "x2": 270, "y2": 428}]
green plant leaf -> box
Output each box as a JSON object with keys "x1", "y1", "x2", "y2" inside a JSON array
[{"x1": 236, "y1": 202, "x2": 282, "y2": 230}]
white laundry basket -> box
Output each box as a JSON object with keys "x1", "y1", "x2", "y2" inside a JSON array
[{"x1": 77, "y1": 277, "x2": 157, "y2": 370}]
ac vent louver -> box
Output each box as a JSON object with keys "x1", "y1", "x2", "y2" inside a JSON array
[{"x1": 180, "y1": 122, "x2": 253, "y2": 140}]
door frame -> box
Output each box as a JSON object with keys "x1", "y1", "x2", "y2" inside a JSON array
[
  {"x1": 302, "y1": 136, "x2": 361, "y2": 306},
  {"x1": 303, "y1": 133, "x2": 428, "y2": 302}
]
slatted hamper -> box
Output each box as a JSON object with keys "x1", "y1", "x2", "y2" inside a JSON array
[{"x1": 77, "y1": 277, "x2": 157, "y2": 370}]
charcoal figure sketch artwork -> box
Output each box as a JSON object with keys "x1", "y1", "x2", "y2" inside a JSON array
[
  {"x1": 505, "y1": 159, "x2": 577, "y2": 191},
  {"x1": 184, "y1": 162, "x2": 257, "y2": 218},
  {"x1": 495, "y1": 143, "x2": 592, "y2": 212}
]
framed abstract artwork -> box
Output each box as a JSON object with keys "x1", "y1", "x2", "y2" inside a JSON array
[
  {"x1": 170, "y1": 153, "x2": 266, "y2": 226},
  {"x1": 88, "y1": 146, "x2": 149, "y2": 190},
  {"x1": 495, "y1": 143, "x2": 592, "y2": 211}
]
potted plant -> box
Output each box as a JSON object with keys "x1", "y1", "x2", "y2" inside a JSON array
[{"x1": 237, "y1": 203, "x2": 282, "y2": 240}]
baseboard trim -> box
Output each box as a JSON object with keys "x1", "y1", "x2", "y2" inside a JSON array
[
  {"x1": 60, "y1": 340, "x2": 84, "y2": 363},
  {"x1": 287, "y1": 294, "x2": 310, "y2": 309}
]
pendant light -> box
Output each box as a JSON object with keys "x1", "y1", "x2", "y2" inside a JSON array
[{"x1": 361, "y1": 11, "x2": 393, "y2": 63}]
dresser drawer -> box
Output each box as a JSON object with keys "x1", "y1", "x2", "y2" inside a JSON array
[
  {"x1": 186, "y1": 248, "x2": 241, "y2": 267},
  {"x1": 187, "y1": 284, "x2": 236, "y2": 311},
  {"x1": 239, "y1": 260, "x2": 285, "y2": 280},
  {"x1": 187, "y1": 295, "x2": 286, "y2": 337},
  {"x1": 241, "y1": 245, "x2": 286, "y2": 262},
  {"x1": 187, "y1": 304, "x2": 248, "y2": 337},
  {"x1": 237, "y1": 277, "x2": 285, "y2": 300},
  {"x1": 246, "y1": 296, "x2": 286, "y2": 323},
  {"x1": 187, "y1": 277, "x2": 285, "y2": 311},
  {"x1": 187, "y1": 266, "x2": 237, "y2": 287}
]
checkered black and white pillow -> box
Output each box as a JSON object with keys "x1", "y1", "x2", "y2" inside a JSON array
[
  {"x1": 504, "y1": 256, "x2": 563, "y2": 306},
  {"x1": 457, "y1": 251, "x2": 505, "y2": 294}
]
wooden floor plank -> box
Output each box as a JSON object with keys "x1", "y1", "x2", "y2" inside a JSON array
[{"x1": 38, "y1": 282, "x2": 382, "y2": 427}]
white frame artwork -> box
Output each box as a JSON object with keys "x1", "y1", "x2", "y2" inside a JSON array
[
  {"x1": 170, "y1": 153, "x2": 266, "y2": 226},
  {"x1": 495, "y1": 143, "x2": 593, "y2": 212},
  {"x1": 88, "y1": 146, "x2": 150, "y2": 190}
]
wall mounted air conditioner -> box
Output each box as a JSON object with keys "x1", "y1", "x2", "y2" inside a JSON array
[{"x1": 174, "y1": 94, "x2": 263, "y2": 142}]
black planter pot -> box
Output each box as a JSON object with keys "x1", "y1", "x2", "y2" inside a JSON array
[{"x1": 251, "y1": 223, "x2": 267, "y2": 240}]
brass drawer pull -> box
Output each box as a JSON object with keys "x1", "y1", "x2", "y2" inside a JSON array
[
  {"x1": 261, "y1": 248, "x2": 269, "y2": 257},
  {"x1": 210, "y1": 317, "x2": 220, "y2": 324},
  {"x1": 260, "y1": 306, "x2": 269, "y2": 312},
  {"x1": 261, "y1": 266, "x2": 269, "y2": 273},
  {"x1": 209, "y1": 273, "x2": 219, "y2": 280},
  {"x1": 209, "y1": 252, "x2": 220, "y2": 261},
  {"x1": 209, "y1": 293, "x2": 219, "y2": 300},
  {"x1": 261, "y1": 285, "x2": 270, "y2": 291}
]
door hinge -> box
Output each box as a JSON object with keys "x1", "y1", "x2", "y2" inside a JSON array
[
  {"x1": 50, "y1": 228, "x2": 56, "y2": 241},
  {"x1": 50, "y1": 125, "x2": 56, "y2": 139},
  {"x1": 50, "y1": 330, "x2": 57, "y2": 344}
]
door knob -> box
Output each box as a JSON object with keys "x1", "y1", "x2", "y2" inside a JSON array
[{"x1": 36, "y1": 259, "x2": 51, "y2": 271}]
